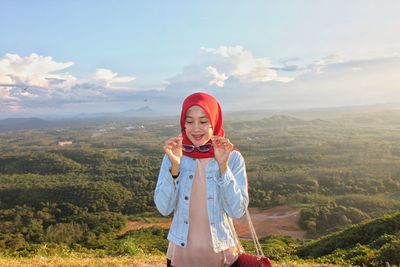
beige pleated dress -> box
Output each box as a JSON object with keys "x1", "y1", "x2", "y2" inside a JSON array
[{"x1": 167, "y1": 158, "x2": 239, "y2": 267}]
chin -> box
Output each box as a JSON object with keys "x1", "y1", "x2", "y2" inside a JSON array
[{"x1": 188, "y1": 136, "x2": 209, "y2": 146}]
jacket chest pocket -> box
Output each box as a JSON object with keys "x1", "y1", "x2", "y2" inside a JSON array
[{"x1": 178, "y1": 170, "x2": 194, "y2": 192}]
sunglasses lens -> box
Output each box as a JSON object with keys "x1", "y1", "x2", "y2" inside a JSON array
[
  {"x1": 182, "y1": 144, "x2": 195, "y2": 152},
  {"x1": 197, "y1": 143, "x2": 212, "y2": 152}
]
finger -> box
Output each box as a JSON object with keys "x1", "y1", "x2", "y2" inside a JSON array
[
  {"x1": 228, "y1": 142, "x2": 234, "y2": 149},
  {"x1": 164, "y1": 140, "x2": 181, "y2": 151},
  {"x1": 212, "y1": 140, "x2": 223, "y2": 148},
  {"x1": 212, "y1": 137, "x2": 222, "y2": 145},
  {"x1": 211, "y1": 135, "x2": 223, "y2": 142},
  {"x1": 175, "y1": 137, "x2": 183, "y2": 147},
  {"x1": 221, "y1": 138, "x2": 233, "y2": 146},
  {"x1": 163, "y1": 143, "x2": 174, "y2": 151},
  {"x1": 164, "y1": 137, "x2": 177, "y2": 145},
  {"x1": 212, "y1": 142, "x2": 222, "y2": 150},
  {"x1": 166, "y1": 136, "x2": 181, "y2": 144},
  {"x1": 177, "y1": 135, "x2": 183, "y2": 146},
  {"x1": 164, "y1": 141, "x2": 177, "y2": 148},
  {"x1": 215, "y1": 137, "x2": 231, "y2": 147},
  {"x1": 166, "y1": 135, "x2": 182, "y2": 142},
  {"x1": 163, "y1": 145, "x2": 172, "y2": 153},
  {"x1": 164, "y1": 148, "x2": 175, "y2": 158},
  {"x1": 171, "y1": 136, "x2": 181, "y2": 143},
  {"x1": 228, "y1": 143, "x2": 234, "y2": 151},
  {"x1": 219, "y1": 140, "x2": 231, "y2": 147},
  {"x1": 219, "y1": 139, "x2": 229, "y2": 144}
]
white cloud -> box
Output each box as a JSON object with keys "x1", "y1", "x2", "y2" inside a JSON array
[
  {"x1": 164, "y1": 47, "x2": 400, "y2": 113},
  {"x1": 0, "y1": 53, "x2": 139, "y2": 113},
  {"x1": 0, "y1": 86, "x2": 14, "y2": 100},
  {"x1": 2, "y1": 48, "x2": 400, "y2": 117},
  {"x1": 0, "y1": 53, "x2": 136, "y2": 92},
  {"x1": 85, "y1": 68, "x2": 136, "y2": 90},
  {"x1": 206, "y1": 65, "x2": 228, "y2": 87},
  {"x1": 166, "y1": 46, "x2": 294, "y2": 93},
  {"x1": 307, "y1": 53, "x2": 347, "y2": 74},
  {"x1": 201, "y1": 46, "x2": 293, "y2": 83},
  {"x1": 0, "y1": 53, "x2": 75, "y2": 88}
]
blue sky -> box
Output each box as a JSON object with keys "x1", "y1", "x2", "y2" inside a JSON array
[{"x1": 1, "y1": 1, "x2": 400, "y2": 118}]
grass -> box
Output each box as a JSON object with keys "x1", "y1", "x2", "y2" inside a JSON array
[
  {"x1": 0, "y1": 254, "x2": 166, "y2": 267},
  {"x1": 0, "y1": 255, "x2": 342, "y2": 267}
]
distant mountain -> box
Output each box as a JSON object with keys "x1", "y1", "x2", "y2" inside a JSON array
[
  {"x1": 1, "y1": 102, "x2": 399, "y2": 132},
  {"x1": 225, "y1": 102, "x2": 400, "y2": 121},
  {"x1": 119, "y1": 106, "x2": 158, "y2": 117},
  {"x1": 0, "y1": 107, "x2": 167, "y2": 132},
  {"x1": 225, "y1": 114, "x2": 331, "y2": 131},
  {"x1": 75, "y1": 106, "x2": 158, "y2": 119}
]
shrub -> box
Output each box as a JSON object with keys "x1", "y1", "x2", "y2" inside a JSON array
[
  {"x1": 45, "y1": 222, "x2": 86, "y2": 245},
  {"x1": 109, "y1": 238, "x2": 143, "y2": 256},
  {"x1": 374, "y1": 239, "x2": 400, "y2": 266}
]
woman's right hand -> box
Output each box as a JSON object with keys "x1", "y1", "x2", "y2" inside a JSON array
[{"x1": 163, "y1": 134, "x2": 183, "y2": 166}]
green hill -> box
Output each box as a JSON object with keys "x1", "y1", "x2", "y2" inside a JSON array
[{"x1": 296, "y1": 212, "x2": 400, "y2": 266}]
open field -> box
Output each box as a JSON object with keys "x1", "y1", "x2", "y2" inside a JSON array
[
  {"x1": 118, "y1": 205, "x2": 306, "y2": 240},
  {"x1": 234, "y1": 206, "x2": 306, "y2": 239},
  {"x1": 117, "y1": 217, "x2": 171, "y2": 236}
]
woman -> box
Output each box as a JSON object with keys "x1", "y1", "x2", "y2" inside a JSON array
[{"x1": 154, "y1": 92, "x2": 249, "y2": 267}]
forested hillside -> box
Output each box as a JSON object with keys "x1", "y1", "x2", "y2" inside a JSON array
[
  {"x1": 0, "y1": 106, "x2": 399, "y2": 266},
  {"x1": 296, "y1": 212, "x2": 400, "y2": 266}
]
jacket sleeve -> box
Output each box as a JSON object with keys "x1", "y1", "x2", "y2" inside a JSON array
[
  {"x1": 153, "y1": 154, "x2": 181, "y2": 216},
  {"x1": 215, "y1": 151, "x2": 249, "y2": 219}
]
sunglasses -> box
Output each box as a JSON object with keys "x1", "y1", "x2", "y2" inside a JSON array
[{"x1": 182, "y1": 143, "x2": 213, "y2": 153}]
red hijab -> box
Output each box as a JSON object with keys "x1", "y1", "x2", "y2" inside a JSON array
[{"x1": 180, "y1": 92, "x2": 225, "y2": 159}]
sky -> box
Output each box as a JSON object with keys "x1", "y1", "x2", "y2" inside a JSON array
[{"x1": 1, "y1": 0, "x2": 400, "y2": 118}]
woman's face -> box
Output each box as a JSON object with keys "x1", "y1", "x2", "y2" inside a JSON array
[{"x1": 184, "y1": 105, "x2": 213, "y2": 146}]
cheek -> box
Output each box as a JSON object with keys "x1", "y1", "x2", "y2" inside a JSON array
[{"x1": 206, "y1": 128, "x2": 213, "y2": 138}]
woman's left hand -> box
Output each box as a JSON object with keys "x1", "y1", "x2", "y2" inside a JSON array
[{"x1": 212, "y1": 136, "x2": 234, "y2": 175}]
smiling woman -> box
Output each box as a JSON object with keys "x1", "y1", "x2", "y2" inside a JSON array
[{"x1": 154, "y1": 92, "x2": 248, "y2": 267}]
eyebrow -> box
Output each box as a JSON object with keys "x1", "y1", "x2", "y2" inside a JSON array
[{"x1": 185, "y1": 116, "x2": 209, "y2": 119}]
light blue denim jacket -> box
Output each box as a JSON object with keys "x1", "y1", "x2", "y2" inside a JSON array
[{"x1": 154, "y1": 150, "x2": 249, "y2": 253}]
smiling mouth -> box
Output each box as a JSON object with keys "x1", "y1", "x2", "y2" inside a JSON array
[{"x1": 191, "y1": 134, "x2": 204, "y2": 141}]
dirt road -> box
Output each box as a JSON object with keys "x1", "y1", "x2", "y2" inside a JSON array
[{"x1": 119, "y1": 205, "x2": 306, "y2": 239}]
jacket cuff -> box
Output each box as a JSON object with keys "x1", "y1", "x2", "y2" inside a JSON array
[
  {"x1": 214, "y1": 167, "x2": 234, "y2": 186},
  {"x1": 168, "y1": 171, "x2": 181, "y2": 186}
]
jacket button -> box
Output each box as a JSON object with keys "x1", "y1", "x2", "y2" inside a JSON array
[
  {"x1": 189, "y1": 175, "x2": 193, "y2": 179},
  {"x1": 184, "y1": 196, "x2": 189, "y2": 200},
  {"x1": 181, "y1": 242, "x2": 185, "y2": 246},
  {"x1": 184, "y1": 220, "x2": 188, "y2": 224}
]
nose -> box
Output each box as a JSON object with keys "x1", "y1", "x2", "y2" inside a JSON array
[{"x1": 193, "y1": 122, "x2": 203, "y2": 129}]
